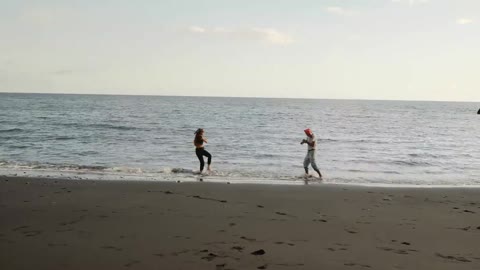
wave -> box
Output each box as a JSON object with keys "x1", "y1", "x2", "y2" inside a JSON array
[
  {"x1": 168, "y1": 168, "x2": 194, "y2": 174},
  {"x1": 0, "y1": 161, "x2": 108, "y2": 171},
  {"x1": 407, "y1": 153, "x2": 447, "y2": 158},
  {"x1": 8, "y1": 145, "x2": 28, "y2": 149},
  {"x1": 319, "y1": 138, "x2": 390, "y2": 144},
  {"x1": 54, "y1": 136, "x2": 76, "y2": 141},
  {"x1": 1, "y1": 161, "x2": 479, "y2": 187},
  {"x1": 351, "y1": 159, "x2": 434, "y2": 167},
  {"x1": 347, "y1": 169, "x2": 401, "y2": 175},
  {"x1": 0, "y1": 161, "x2": 286, "y2": 180},
  {"x1": 391, "y1": 160, "x2": 433, "y2": 167},
  {"x1": 58, "y1": 123, "x2": 139, "y2": 131},
  {"x1": 0, "y1": 128, "x2": 23, "y2": 133},
  {"x1": 89, "y1": 123, "x2": 139, "y2": 131},
  {"x1": 0, "y1": 162, "x2": 196, "y2": 175}
]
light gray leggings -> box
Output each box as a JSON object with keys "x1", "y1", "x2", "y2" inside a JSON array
[{"x1": 304, "y1": 150, "x2": 320, "y2": 171}]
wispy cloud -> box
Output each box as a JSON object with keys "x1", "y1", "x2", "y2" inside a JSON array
[
  {"x1": 252, "y1": 28, "x2": 294, "y2": 45},
  {"x1": 457, "y1": 18, "x2": 474, "y2": 25},
  {"x1": 391, "y1": 0, "x2": 429, "y2": 6},
  {"x1": 188, "y1": 26, "x2": 206, "y2": 33},
  {"x1": 325, "y1": 6, "x2": 355, "y2": 16},
  {"x1": 186, "y1": 26, "x2": 293, "y2": 45}
]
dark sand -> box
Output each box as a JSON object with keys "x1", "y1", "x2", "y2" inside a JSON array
[{"x1": 1, "y1": 176, "x2": 479, "y2": 270}]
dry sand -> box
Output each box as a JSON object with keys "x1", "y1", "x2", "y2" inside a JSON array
[{"x1": 1, "y1": 176, "x2": 479, "y2": 270}]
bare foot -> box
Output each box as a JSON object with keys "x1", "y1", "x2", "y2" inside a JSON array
[{"x1": 304, "y1": 174, "x2": 314, "y2": 180}]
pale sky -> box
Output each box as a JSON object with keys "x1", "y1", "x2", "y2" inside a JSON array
[{"x1": 0, "y1": 0, "x2": 479, "y2": 101}]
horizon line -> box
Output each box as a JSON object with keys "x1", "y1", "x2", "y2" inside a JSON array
[{"x1": 0, "y1": 91, "x2": 479, "y2": 103}]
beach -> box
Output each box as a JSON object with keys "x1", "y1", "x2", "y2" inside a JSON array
[{"x1": 1, "y1": 177, "x2": 479, "y2": 269}]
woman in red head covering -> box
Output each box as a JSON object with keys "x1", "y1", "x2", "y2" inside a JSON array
[{"x1": 301, "y1": 128, "x2": 322, "y2": 178}]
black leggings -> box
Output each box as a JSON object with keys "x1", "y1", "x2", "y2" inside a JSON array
[{"x1": 195, "y1": 148, "x2": 212, "y2": 172}]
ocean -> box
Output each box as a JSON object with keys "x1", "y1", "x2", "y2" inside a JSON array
[{"x1": 1, "y1": 93, "x2": 479, "y2": 186}]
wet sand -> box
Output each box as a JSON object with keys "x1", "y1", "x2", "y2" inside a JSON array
[{"x1": 1, "y1": 176, "x2": 479, "y2": 269}]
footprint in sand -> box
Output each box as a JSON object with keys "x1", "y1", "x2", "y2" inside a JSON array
[
  {"x1": 344, "y1": 262, "x2": 371, "y2": 268},
  {"x1": 274, "y1": 241, "x2": 295, "y2": 246},
  {"x1": 23, "y1": 230, "x2": 42, "y2": 237},
  {"x1": 124, "y1": 260, "x2": 141, "y2": 267},
  {"x1": 313, "y1": 219, "x2": 328, "y2": 223},
  {"x1": 378, "y1": 245, "x2": 419, "y2": 255},
  {"x1": 201, "y1": 252, "x2": 219, "y2": 261},
  {"x1": 59, "y1": 217, "x2": 84, "y2": 226},
  {"x1": 232, "y1": 246, "x2": 244, "y2": 252},
  {"x1": 240, "y1": 236, "x2": 256, "y2": 242},
  {"x1": 328, "y1": 247, "x2": 348, "y2": 252},
  {"x1": 251, "y1": 249, "x2": 266, "y2": 256},
  {"x1": 435, "y1": 253, "x2": 471, "y2": 263},
  {"x1": 170, "y1": 249, "x2": 192, "y2": 257},
  {"x1": 101, "y1": 245, "x2": 123, "y2": 251},
  {"x1": 12, "y1": 225, "x2": 30, "y2": 231}
]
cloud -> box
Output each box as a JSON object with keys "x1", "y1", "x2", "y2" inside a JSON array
[
  {"x1": 457, "y1": 18, "x2": 474, "y2": 25},
  {"x1": 186, "y1": 26, "x2": 293, "y2": 45},
  {"x1": 188, "y1": 26, "x2": 206, "y2": 33},
  {"x1": 391, "y1": 0, "x2": 429, "y2": 6},
  {"x1": 325, "y1": 6, "x2": 355, "y2": 16},
  {"x1": 252, "y1": 28, "x2": 293, "y2": 45}
]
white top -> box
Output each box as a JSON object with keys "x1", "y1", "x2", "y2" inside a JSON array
[{"x1": 306, "y1": 133, "x2": 316, "y2": 150}]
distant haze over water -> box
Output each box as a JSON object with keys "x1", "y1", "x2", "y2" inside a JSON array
[{"x1": 1, "y1": 93, "x2": 479, "y2": 186}]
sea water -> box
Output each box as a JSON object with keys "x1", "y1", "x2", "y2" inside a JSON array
[{"x1": 1, "y1": 93, "x2": 479, "y2": 186}]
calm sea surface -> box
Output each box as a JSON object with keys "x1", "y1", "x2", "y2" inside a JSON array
[{"x1": 1, "y1": 93, "x2": 479, "y2": 186}]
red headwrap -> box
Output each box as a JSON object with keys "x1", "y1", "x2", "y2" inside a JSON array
[{"x1": 304, "y1": 128, "x2": 312, "y2": 136}]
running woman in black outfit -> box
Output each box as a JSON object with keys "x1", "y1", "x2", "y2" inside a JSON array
[{"x1": 194, "y1": 128, "x2": 212, "y2": 173}]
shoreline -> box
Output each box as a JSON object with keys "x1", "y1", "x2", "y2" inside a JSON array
[
  {"x1": 2, "y1": 175, "x2": 480, "y2": 189},
  {"x1": 1, "y1": 176, "x2": 479, "y2": 269}
]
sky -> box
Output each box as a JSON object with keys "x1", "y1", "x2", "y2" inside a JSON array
[{"x1": 0, "y1": 0, "x2": 479, "y2": 101}]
